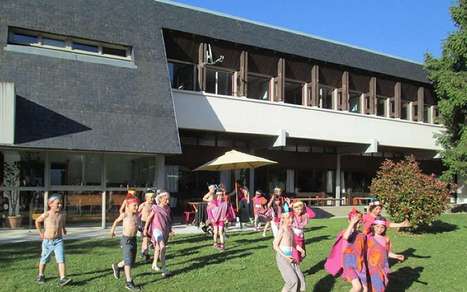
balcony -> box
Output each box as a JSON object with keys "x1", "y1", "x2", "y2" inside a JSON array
[{"x1": 172, "y1": 90, "x2": 444, "y2": 151}]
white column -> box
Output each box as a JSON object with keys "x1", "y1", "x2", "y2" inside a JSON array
[
  {"x1": 335, "y1": 154, "x2": 341, "y2": 206},
  {"x1": 286, "y1": 169, "x2": 294, "y2": 193},
  {"x1": 155, "y1": 155, "x2": 166, "y2": 189},
  {"x1": 249, "y1": 168, "x2": 255, "y2": 193},
  {"x1": 457, "y1": 175, "x2": 466, "y2": 204},
  {"x1": 44, "y1": 151, "x2": 50, "y2": 212},
  {"x1": 101, "y1": 154, "x2": 107, "y2": 229}
]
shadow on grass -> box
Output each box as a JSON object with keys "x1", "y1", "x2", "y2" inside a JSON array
[
  {"x1": 387, "y1": 266, "x2": 426, "y2": 291},
  {"x1": 389, "y1": 248, "x2": 430, "y2": 268},
  {"x1": 304, "y1": 259, "x2": 326, "y2": 275},
  {"x1": 307, "y1": 225, "x2": 327, "y2": 232},
  {"x1": 312, "y1": 274, "x2": 336, "y2": 292},
  {"x1": 305, "y1": 235, "x2": 330, "y2": 245},
  {"x1": 411, "y1": 220, "x2": 458, "y2": 234}
]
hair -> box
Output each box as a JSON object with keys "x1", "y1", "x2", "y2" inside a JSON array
[
  {"x1": 145, "y1": 192, "x2": 155, "y2": 199},
  {"x1": 370, "y1": 216, "x2": 387, "y2": 236},
  {"x1": 292, "y1": 200, "x2": 304, "y2": 212},
  {"x1": 156, "y1": 190, "x2": 170, "y2": 204},
  {"x1": 48, "y1": 194, "x2": 62, "y2": 205}
]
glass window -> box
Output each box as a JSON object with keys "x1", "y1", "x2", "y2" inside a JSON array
[
  {"x1": 401, "y1": 101, "x2": 409, "y2": 120},
  {"x1": 413, "y1": 104, "x2": 419, "y2": 121},
  {"x1": 102, "y1": 46, "x2": 127, "y2": 57},
  {"x1": 72, "y1": 42, "x2": 99, "y2": 53},
  {"x1": 42, "y1": 37, "x2": 66, "y2": 48},
  {"x1": 376, "y1": 96, "x2": 386, "y2": 117},
  {"x1": 168, "y1": 62, "x2": 195, "y2": 90},
  {"x1": 106, "y1": 155, "x2": 155, "y2": 188},
  {"x1": 423, "y1": 105, "x2": 430, "y2": 123},
  {"x1": 49, "y1": 152, "x2": 102, "y2": 186},
  {"x1": 348, "y1": 91, "x2": 361, "y2": 113},
  {"x1": 284, "y1": 81, "x2": 303, "y2": 105},
  {"x1": 205, "y1": 69, "x2": 233, "y2": 95},
  {"x1": 319, "y1": 86, "x2": 333, "y2": 109},
  {"x1": 11, "y1": 33, "x2": 38, "y2": 45},
  {"x1": 247, "y1": 74, "x2": 270, "y2": 100}
]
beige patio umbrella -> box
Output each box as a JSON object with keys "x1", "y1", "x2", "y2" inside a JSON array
[{"x1": 194, "y1": 150, "x2": 277, "y2": 210}]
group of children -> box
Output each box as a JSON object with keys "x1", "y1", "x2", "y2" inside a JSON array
[
  {"x1": 34, "y1": 187, "x2": 408, "y2": 292},
  {"x1": 325, "y1": 201, "x2": 409, "y2": 292},
  {"x1": 35, "y1": 189, "x2": 173, "y2": 291}
]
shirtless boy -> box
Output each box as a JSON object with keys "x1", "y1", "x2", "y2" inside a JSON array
[
  {"x1": 111, "y1": 197, "x2": 140, "y2": 291},
  {"x1": 35, "y1": 194, "x2": 72, "y2": 286},
  {"x1": 138, "y1": 191, "x2": 155, "y2": 262}
]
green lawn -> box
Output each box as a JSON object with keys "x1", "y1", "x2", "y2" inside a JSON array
[{"x1": 1, "y1": 214, "x2": 466, "y2": 292}]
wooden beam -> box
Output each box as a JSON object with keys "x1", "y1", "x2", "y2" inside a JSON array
[
  {"x1": 310, "y1": 65, "x2": 319, "y2": 106},
  {"x1": 369, "y1": 77, "x2": 377, "y2": 114},
  {"x1": 239, "y1": 50, "x2": 248, "y2": 97},
  {"x1": 417, "y1": 87, "x2": 424, "y2": 122},
  {"x1": 341, "y1": 71, "x2": 349, "y2": 111},
  {"x1": 197, "y1": 43, "x2": 207, "y2": 91},
  {"x1": 274, "y1": 58, "x2": 285, "y2": 102},
  {"x1": 394, "y1": 82, "x2": 401, "y2": 118}
]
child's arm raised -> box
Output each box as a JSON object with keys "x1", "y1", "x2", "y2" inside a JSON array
[
  {"x1": 119, "y1": 199, "x2": 127, "y2": 214},
  {"x1": 343, "y1": 216, "x2": 360, "y2": 240},
  {"x1": 110, "y1": 213, "x2": 125, "y2": 237},
  {"x1": 35, "y1": 213, "x2": 47, "y2": 240},
  {"x1": 388, "y1": 252, "x2": 405, "y2": 261},
  {"x1": 138, "y1": 202, "x2": 145, "y2": 213}
]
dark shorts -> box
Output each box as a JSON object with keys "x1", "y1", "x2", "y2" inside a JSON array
[
  {"x1": 138, "y1": 220, "x2": 146, "y2": 233},
  {"x1": 121, "y1": 236, "x2": 137, "y2": 267}
]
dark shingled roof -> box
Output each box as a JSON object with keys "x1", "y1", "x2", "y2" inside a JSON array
[{"x1": 154, "y1": 0, "x2": 430, "y2": 84}]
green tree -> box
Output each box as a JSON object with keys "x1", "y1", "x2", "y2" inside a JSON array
[{"x1": 425, "y1": 0, "x2": 467, "y2": 181}]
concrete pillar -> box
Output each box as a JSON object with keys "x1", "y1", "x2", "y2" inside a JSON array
[
  {"x1": 220, "y1": 170, "x2": 231, "y2": 190},
  {"x1": 335, "y1": 154, "x2": 341, "y2": 206},
  {"x1": 44, "y1": 151, "x2": 50, "y2": 212},
  {"x1": 101, "y1": 154, "x2": 107, "y2": 229},
  {"x1": 457, "y1": 175, "x2": 466, "y2": 204},
  {"x1": 249, "y1": 168, "x2": 255, "y2": 193},
  {"x1": 155, "y1": 155, "x2": 165, "y2": 189},
  {"x1": 286, "y1": 169, "x2": 294, "y2": 193}
]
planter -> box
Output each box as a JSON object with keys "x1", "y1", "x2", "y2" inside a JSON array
[{"x1": 7, "y1": 215, "x2": 22, "y2": 229}]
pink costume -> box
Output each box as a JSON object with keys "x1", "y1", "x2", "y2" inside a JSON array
[
  {"x1": 149, "y1": 204, "x2": 172, "y2": 244},
  {"x1": 366, "y1": 234, "x2": 391, "y2": 292},
  {"x1": 210, "y1": 198, "x2": 228, "y2": 227},
  {"x1": 291, "y1": 207, "x2": 315, "y2": 263},
  {"x1": 341, "y1": 230, "x2": 367, "y2": 285},
  {"x1": 253, "y1": 195, "x2": 267, "y2": 216},
  {"x1": 325, "y1": 232, "x2": 345, "y2": 276}
]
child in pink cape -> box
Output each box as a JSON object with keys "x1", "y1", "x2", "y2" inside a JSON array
[
  {"x1": 210, "y1": 190, "x2": 229, "y2": 251},
  {"x1": 265, "y1": 190, "x2": 284, "y2": 237},
  {"x1": 290, "y1": 200, "x2": 315, "y2": 263},
  {"x1": 325, "y1": 208, "x2": 368, "y2": 292},
  {"x1": 366, "y1": 216, "x2": 404, "y2": 292},
  {"x1": 362, "y1": 201, "x2": 410, "y2": 234},
  {"x1": 253, "y1": 190, "x2": 269, "y2": 231},
  {"x1": 144, "y1": 191, "x2": 173, "y2": 277}
]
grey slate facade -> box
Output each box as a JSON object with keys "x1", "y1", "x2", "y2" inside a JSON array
[{"x1": 0, "y1": 0, "x2": 430, "y2": 154}]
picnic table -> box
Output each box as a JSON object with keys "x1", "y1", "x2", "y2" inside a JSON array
[
  {"x1": 296, "y1": 197, "x2": 345, "y2": 206},
  {"x1": 352, "y1": 196, "x2": 373, "y2": 206},
  {"x1": 187, "y1": 201, "x2": 207, "y2": 226}
]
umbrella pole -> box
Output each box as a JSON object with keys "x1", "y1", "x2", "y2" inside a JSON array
[{"x1": 235, "y1": 183, "x2": 241, "y2": 229}]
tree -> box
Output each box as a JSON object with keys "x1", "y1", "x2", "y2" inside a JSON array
[
  {"x1": 370, "y1": 157, "x2": 451, "y2": 229},
  {"x1": 424, "y1": 0, "x2": 467, "y2": 182}
]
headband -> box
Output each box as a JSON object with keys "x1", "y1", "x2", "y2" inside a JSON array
[
  {"x1": 127, "y1": 197, "x2": 139, "y2": 205},
  {"x1": 373, "y1": 219, "x2": 386, "y2": 225},
  {"x1": 48, "y1": 194, "x2": 62, "y2": 203}
]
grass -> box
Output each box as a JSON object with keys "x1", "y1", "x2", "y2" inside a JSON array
[{"x1": 0, "y1": 214, "x2": 466, "y2": 292}]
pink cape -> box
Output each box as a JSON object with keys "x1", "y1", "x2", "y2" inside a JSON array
[{"x1": 324, "y1": 232, "x2": 344, "y2": 276}]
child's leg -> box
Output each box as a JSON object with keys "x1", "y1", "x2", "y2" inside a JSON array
[
  {"x1": 350, "y1": 278, "x2": 362, "y2": 292},
  {"x1": 275, "y1": 252, "x2": 299, "y2": 292},
  {"x1": 218, "y1": 225, "x2": 224, "y2": 244},
  {"x1": 263, "y1": 221, "x2": 270, "y2": 236},
  {"x1": 58, "y1": 263, "x2": 66, "y2": 279},
  {"x1": 153, "y1": 243, "x2": 160, "y2": 268},
  {"x1": 124, "y1": 265, "x2": 132, "y2": 282},
  {"x1": 293, "y1": 263, "x2": 306, "y2": 292},
  {"x1": 158, "y1": 241, "x2": 167, "y2": 268},
  {"x1": 38, "y1": 239, "x2": 53, "y2": 276},
  {"x1": 254, "y1": 215, "x2": 259, "y2": 228},
  {"x1": 142, "y1": 236, "x2": 148, "y2": 254},
  {"x1": 54, "y1": 238, "x2": 66, "y2": 279},
  {"x1": 213, "y1": 225, "x2": 218, "y2": 245}
]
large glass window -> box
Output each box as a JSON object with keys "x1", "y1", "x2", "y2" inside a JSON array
[
  {"x1": 401, "y1": 101, "x2": 409, "y2": 120},
  {"x1": 206, "y1": 68, "x2": 233, "y2": 95},
  {"x1": 348, "y1": 91, "x2": 361, "y2": 113},
  {"x1": 284, "y1": 81, "x2": 303, "y2": 105},
  {"x1": 168, "y1": 61, "x2": 196, "y2": 90},
  {"x1": 49, "y1": 152, "x2": 102, "y2": 186},
  {"x1": 106, "y1": 155, "x2": 155, "y2": 188},
  {"x1": 319, "y1": 86, "x2": 333, "y2": 109},
  {"x1": 247, "y1": 74, "x2": 270, "y2": 100},
  {"x1": 423, "y1": 105, "x2": 430, "y2": 123},
  {"x1": 376, "y1": 96, "x2": 386, "y2": 117}
]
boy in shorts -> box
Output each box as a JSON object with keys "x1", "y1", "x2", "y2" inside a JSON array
[
  {"x1": 138, "y1": 191, "x2": 155, "y2": 262},
  {"x1": 111, "y1": 197, "x2": 140, "y2": 291},
  {"x1": 35, "y1": 194, "x2": 72, "y2": 286}
]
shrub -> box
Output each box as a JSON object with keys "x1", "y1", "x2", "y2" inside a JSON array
[{"x1": 370, "y1": 157, "x2": 451, "y2": 229}]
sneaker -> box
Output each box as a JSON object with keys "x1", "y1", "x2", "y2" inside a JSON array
[
  {"x1": 112, "y1": 263, "x2": 121, "y2": 279},
  {"x1": 219, "y1": 244, "x2": 225, "y2": 251},
  {"x1": 152, "y1": 263, "x2": 161, "y2": 272},
  {"x1": 36, "y1": 275, "x2": 45, "y2": 284},
  {"x1": 161, "y1": 267, "x2": 172, "y2": 278},
  {"x1": 58, "y1": 277, "x2": 72, "y2": 287},
  {"x1": 125, "y1": 280, "x2": 141, "y2": 291}
]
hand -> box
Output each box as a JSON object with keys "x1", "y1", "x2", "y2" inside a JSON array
[
  {"x1": 350, "y1": 215, "x2": 361, "y2": 225},
  {"x1": 396, "y1": 254, "x2": 405, "y2": 261},
  {"x1": 143, "y1": 229, "x2": 148, "y2": 237},
  {"x1": 287, "y1": 256, "x2": 294, "y2": 263},
  {"x1": 401, "y1": 219, "x2": 411, "y2": 228},
  {"x1": 110, "y1": 231, "x2": 116, "y2": 238},
  {"x1": 39, "y1": 232, "x2": 44, "y2": 240},
  {"x1": 169, "y1": 231, "x2": 175, "y2": 237}
]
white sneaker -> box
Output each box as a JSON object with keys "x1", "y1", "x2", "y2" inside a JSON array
[
  {"x1": 152, "y1": 264, "x2": 160, "y2": 272},
  {"x1": 161, "y1": 267, "x2": 172, "y2": 277}
]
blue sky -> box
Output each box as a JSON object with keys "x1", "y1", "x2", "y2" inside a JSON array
[{"x1": 171, "y1": 0, "x2": 456, "y2": 63}]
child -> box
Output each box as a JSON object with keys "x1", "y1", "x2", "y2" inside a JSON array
[
  {"x1": 362, "y1": 201, "x2": 410, "y2": 234},
  {"x1": 35, "y1": 194, "x2": 72, "y2": 286},
  {"x1": 267, "y1": 193, "x2": 283, "y2": 237},
  {"x1": 119, "y1": 189, "x2": 138, "y2": 214},
  {"x1": 341, "y1": 209, "x2": 368, "y2": 292},
  {"x1": 290, "y1": 200, "x2": 315, "y2": 263},
  {"x1": 210, "y1": 190, "x2": 229, "y2": 251},
  {"x1": 138, "y1": 191, "x2": 155, "y2": 262},
  {"x1": 252, "y1": 190, "x2": 268, "y2": 231},
  {"x1": 144, "y1": 191, "x2": 173, "y2": 277},
  {"x1": 273, "y1": 212, "x2": 306, "y2": 292},
  {"x1": 366, "y1": 216, "x2": 404, "y2": 292},
  {"x1": 111, "y1": 197, "x2": 140, "y2": 291}
]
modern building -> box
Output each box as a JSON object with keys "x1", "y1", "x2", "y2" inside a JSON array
[{"x1": 0, "y1": 0, "x2": 460, "y2": 229}]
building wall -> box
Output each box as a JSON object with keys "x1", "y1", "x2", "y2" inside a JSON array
[{"x1": 0, "y1": 0, "x2": 180, "y2": 154}]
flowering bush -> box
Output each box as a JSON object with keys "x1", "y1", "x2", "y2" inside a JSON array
[{"x1": 370, "y1": 157, "x2": 451, "y2": 228}]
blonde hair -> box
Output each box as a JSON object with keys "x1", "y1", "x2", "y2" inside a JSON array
[
  {"x1": 145, "y1": 192, "x2": 155, "y2": 199},
  {"x1": 156, "y1": 191, "x2": 170, "y2": 204}
]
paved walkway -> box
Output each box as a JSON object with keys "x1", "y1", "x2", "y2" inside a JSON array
[{"x1": 0, "y1": 223, "x2": 258, "y2": 245}]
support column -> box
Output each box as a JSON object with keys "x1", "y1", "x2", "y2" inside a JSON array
[
  {"x1": 310, "y1": 65, "x2": 319, "y2": 106},
  {"x1": 335, "y1": 154, "x2": 341, "y2": 206},
  {"x1": 286, "y1": 169, "x2": 294, "y2": 193},
  {"x1": 274, "y1": 58, "x2": 285, "y2": 102},
  {"x1": 341, "y1": 71, "x2": 349, "y2": 111},
  {"x1": 394, "y1": 82, "x2": 401, "y2": 118},
  {"x1": 239, "y1": 50, "x2": 248, "y2": 97},
  {"x1": 220, "y1": 170, "x2": 231, "y2": 190},
  {"x1": 369, "y1": 77, "x2": 377, "y2": 114},
  {"x1": 155, "y1": 155, "x2": 166, "y2": 189},
  {"x1": 101, "y1": 154, "x2": 107, "y2": 229},
  {"x1": 457, "y1": 175, "x2": 467, "y2": 204},
  {"x1": 44, "y1": 151, "x2": 50, "y2": 212},
  {"x1": 249, "y1": 168, "x2": 255, "y2": 194},
  {"x1": 417, "y1": 87, "x2": 424, "y2": 122},
  {"x1": 197, "y1": 43, "x2": 207, "y2": 91}
]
